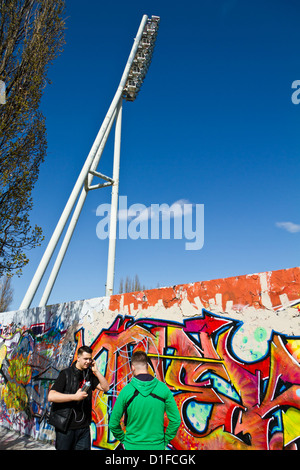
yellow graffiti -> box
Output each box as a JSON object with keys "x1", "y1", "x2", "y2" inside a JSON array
[
  {"x1": 147, "y1": 353, "x2": 223, "y2": 363},
  {"x1": 0, "y1": 343, "x2": 6, "y2": 368},
  {"x1": 92, "y1": 393, "x2": 116, "y2": 450},
  {"x1": 282, "y1": 407, "x2": 300, "y2": 447},
  {"x1": 1, "y1": 354, "x2": 31, "y2": 412},
  {"x1": 8, "y1": 356, "x2": 31, "y2": 385},
  {"x1": 1, "y1": 381, "x2": 28, "y2": 411},
  {"x1": 286, "y1": 339, "x2": 300, "y2": 363}
]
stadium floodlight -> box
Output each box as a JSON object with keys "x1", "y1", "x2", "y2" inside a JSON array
[
  {"x1": 19, "y1": 14, "x2": 160, "y2": 310},
  {"x1": 123, "y1": 15, "x2": 160, "y2": 102}
]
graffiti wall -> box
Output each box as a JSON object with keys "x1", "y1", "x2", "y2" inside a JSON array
[{"x1": 1, "y1": 266, "x2": 300, "y2": 450}]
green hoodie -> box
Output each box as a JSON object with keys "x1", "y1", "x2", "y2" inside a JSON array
[{"x1": 109, "y1": 376, "x2": 181, "y2": 450}]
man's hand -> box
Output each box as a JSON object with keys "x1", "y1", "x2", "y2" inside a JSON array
[
  {"x1": 48, "y1": 388, "x2": 88, "y2": 403},
  {"x1": 90, "y1": 359, "x2": 110, "y2": 392},
  {"x1": 73, "y1": 389, "x2": 88, "y2": 401},
  {"x1": 90, "y1": 359, "x2": 98, "y2": 374}
]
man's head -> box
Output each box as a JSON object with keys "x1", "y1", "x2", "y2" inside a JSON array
[
  {"x1": 131, "y1": 350, "x2": 149, "y2": 376},
  {"x1": 76, "y1": 345, "x2": 93, "y2": 370}
]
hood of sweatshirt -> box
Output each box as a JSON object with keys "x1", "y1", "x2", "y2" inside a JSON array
[{"x1": 130, "y1": 376, "x2": 159, "y2": 397}]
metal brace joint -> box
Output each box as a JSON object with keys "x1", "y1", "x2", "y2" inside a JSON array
[{"x1": 86, "y1": 169, "x2": 114, "y2": 191}]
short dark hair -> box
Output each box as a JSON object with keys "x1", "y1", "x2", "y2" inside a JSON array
[
  {"x1": 77, "y1": 345, "x2": 93, "y2": 356},
  {"x1": 131, "y1": 350, "x2": 148, "y2": 366}
]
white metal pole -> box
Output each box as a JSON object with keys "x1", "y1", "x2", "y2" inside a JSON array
[
  {"x1": 38, "y1": 109, "x2": 117, "y2": 307},
  {"x1": 106, "y1": 99, "x2": 123, "y2": 297},
  {"x1": 19, "y1": 15, "x2": 149, "y2": 310}
]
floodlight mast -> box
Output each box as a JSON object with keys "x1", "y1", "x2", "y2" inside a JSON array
[{"x1": 19, "y1": 14, "x2": 160, "y2": 310}]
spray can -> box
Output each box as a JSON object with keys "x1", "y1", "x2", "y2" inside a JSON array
[{"x1": 81, "y1": 381, "x2": 91, "y2": 392}]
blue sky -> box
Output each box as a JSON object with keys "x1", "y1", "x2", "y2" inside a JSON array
[{"x1": 10, "y1": 0, "x2": 300, "y2": 310}]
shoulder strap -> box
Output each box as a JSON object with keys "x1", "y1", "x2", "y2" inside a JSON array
[
  {"x1": 123, "y1": 389, "x2": 166, "y2": 426},
  {"x1": 150, "y1": 392, "x2": 165, "y2": 403},
  {"x1": 124, "y1": 389, "x2": 139, "y2": 426}
]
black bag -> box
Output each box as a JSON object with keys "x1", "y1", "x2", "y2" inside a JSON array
[{"x1": 48, "y1": 406, "x2": 72, "y2": 433}]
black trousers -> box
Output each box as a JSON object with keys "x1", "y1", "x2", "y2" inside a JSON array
[{"x1": 55, "y1": 426, "x2": 91, "y2": 450}]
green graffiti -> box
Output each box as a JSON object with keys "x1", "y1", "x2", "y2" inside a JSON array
[{"x1": 254, "y1": 327, "x2": 267, "y2": 343}]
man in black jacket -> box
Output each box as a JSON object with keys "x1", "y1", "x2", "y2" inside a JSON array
[{"x1": 48, "y1": 345, "x2": 109, "y2": 450}]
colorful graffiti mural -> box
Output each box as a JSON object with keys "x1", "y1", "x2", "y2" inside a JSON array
[
  {"x1": 1, "y1": 311, "x2": 300, "y2": 449},
  {"x1": 74, "y1": 312, "x2": 300, "y2": 450},
  {"x1": 0, "y1": 267, "x2": 300, "y2": 450}
]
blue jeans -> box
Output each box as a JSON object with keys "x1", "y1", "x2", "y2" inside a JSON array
[{"x1": 55, "y1": 427, "x2": 91, "y2": 450}]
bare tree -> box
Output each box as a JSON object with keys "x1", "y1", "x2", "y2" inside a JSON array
[
  {"x1": 0, "y1": 0, "x2": 66, "y2": 276},
  {"x1": 119, "y1": 275, "x2": 146, "y2": 294},
  {"x1": 0, "y1": 275, "x2": 13, "y2": 312}
]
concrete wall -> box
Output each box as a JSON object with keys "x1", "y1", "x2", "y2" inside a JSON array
[{"x1": 1, "y1": 266, "x2": 300, "y2": 450}]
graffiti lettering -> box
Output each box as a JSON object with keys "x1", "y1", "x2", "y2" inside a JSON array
[{"x1": 75, "y1": 311, "x2": 300, "y2": 450}]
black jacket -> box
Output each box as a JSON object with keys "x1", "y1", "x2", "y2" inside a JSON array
[{"x1": 48, "y1": 364, "x2": 94, "y2": 432}]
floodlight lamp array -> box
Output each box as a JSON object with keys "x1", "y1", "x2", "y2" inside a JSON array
[{"x1": 123, "y1": 15, "x2": 160, "y2": 102}]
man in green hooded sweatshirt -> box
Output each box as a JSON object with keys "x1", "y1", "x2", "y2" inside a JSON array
[{"x1": 109, "y1": 351, "x2": 181, "y2": 450}]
